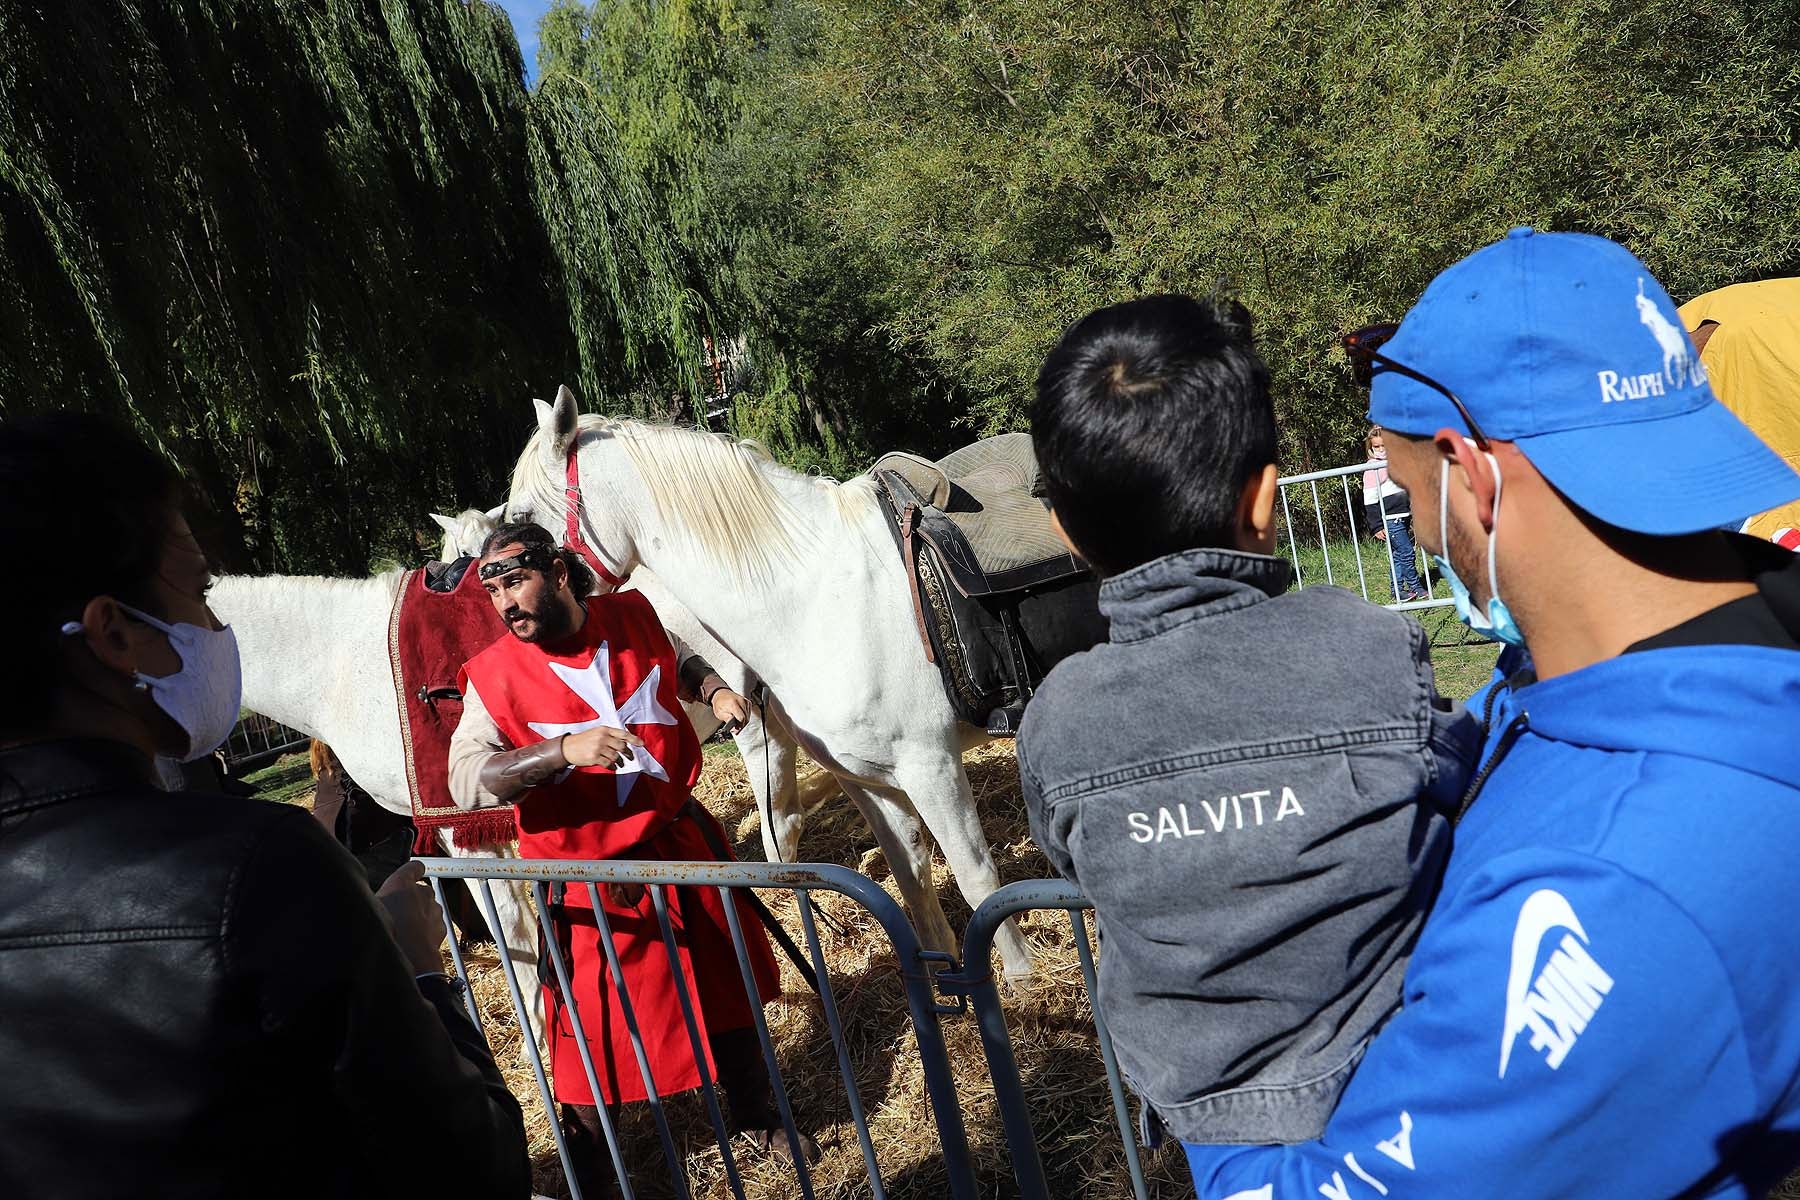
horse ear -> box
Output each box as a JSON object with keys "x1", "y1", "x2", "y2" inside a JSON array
[
  {"x1": 483, "y1": 504, "x2": 505, "y2": 522},
  {"x1": 534, "y1": 383, "x2": 581, "y2": 463},
  {"x1": 552, "y1": 385, "x2": 580, "y2": 450},
  {"x1": 428, "y1": 513, "x2": 459, "y2": 536}
]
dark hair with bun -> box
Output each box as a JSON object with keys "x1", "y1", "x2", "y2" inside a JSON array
[
  {"x1": 478, "y1": 520, "x2": 595, "y2": 598},
  {"x1": 1, "y1": 412, "x2": 183, "y2": 732},
  {"x1": 1031, "y1": 293, "x2": 1274, "y2": 576}
]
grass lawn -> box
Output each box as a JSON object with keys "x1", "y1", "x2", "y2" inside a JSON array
[
  {"x1": 1287, "y1": 525, "x2": 1440, "y2": 606},
  {"x1": 1416, "y1": 606, "x2": 1503, "y2": 702},
  {"x1": 237, "y1": 751, "x2": 315, "y2": 807}
]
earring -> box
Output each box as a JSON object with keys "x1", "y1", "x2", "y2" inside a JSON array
[
  {"x1": 132, "y1": 677, "x2": 149, "y2": 693},
  {"x1": 60, "y1": 621, "x2": 85, "y2": 636}
]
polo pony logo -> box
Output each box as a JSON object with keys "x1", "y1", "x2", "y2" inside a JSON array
[
  {"x1": 1599, "y1": 278, "x2": 1708, "y2": 402},
  {"x1": 1635, "y1": 278, "x2": 1702, "y2": 389}
]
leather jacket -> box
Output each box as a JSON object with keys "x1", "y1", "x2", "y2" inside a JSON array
[{"x1": 0, "y1": 739, "x2": 529, "y2": 1199}]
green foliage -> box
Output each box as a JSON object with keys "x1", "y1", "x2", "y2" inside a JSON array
[
  {"x1": 777, "y1": 0, "x2": 1800, "y2": 469},
  {"x1": 535, "y1": 0, "x2": 973, "y2": 472},
  {"x1": 530, "y1": 0, "x2": 739, "y2": 412},
  {"x1": 6, "y1": 0, "x2": 1800, "y2": 577},
  {"x1": 0, "y1": 0, "x2": 562, "y2": 572}
]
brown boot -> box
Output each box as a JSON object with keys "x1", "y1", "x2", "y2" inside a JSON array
[
  {"x1": 560, "y1": 1102, "x2": 626, "y2": 1200},
  {"x1": 707, "y1": 1027, "x2": 821, "y2": 1165}
]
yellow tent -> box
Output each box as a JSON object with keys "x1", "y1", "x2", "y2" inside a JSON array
[{"x1": 1679, "y1": 278, "x2": 1800, "y2": 538}]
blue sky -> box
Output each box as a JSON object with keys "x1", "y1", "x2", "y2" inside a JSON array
[{"x1": 496, "y1": 0, "x2": 557, "y2": 84}]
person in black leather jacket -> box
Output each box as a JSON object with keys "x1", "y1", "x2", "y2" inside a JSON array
[{"x1": 0, "y1": 413, "x2": 530, "y2": 1199}]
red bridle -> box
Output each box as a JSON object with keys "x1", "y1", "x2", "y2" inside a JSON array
[{"x1": 564, "y1": 442, "x2": 629, "y2": 589}]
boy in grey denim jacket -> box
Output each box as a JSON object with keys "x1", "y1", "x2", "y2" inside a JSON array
[{"x1": 1019, "y1": 295, "x2": 1475, "y2": 1146}]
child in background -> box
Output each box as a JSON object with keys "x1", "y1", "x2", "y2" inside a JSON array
[
  {"x1": 1362, "y1": 427, "x2": 1429, "y2": 602},
  {"x1": 1020, "y1": 294, "x2": 1475, "y2": 1146}
]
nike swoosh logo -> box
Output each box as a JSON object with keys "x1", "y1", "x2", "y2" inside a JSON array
[{"x1": 1499, "y1": 889, "x2": 1586, "y2": 1078}]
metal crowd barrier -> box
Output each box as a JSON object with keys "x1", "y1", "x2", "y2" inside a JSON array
[
  {"x1": 419, "y1": 855, "x2": 1164, "y2": 1200},
  {"x1": 1276, "y1": 460, "x2": 1455, "y2": 613},
  {"x1": 221, "y1": 712, "x2": 310, "y2": 773},
  {"x1": 417, "y1": 856, "x2": 977, "y2": 1200},
  {"x1": 936, "y1": 880, "x2": 1149, "y2": 1200}
]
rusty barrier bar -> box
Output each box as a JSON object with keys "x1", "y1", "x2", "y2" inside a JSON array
[{"x1": 417, "y1": 856, "x2": 977, "y2": 1200}]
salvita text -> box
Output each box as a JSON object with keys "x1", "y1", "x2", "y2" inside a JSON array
[{"x1": 1127, "y1": 787, "x2": 1305, "y2": 844}]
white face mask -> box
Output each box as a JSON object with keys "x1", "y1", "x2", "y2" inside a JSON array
[{"x1": 119, "y1": 605, "x2": 244, "y2": 762}]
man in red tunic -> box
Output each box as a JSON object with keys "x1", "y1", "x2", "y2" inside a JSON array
[{"x1": 447, "y1": 521, "x2": 809, "y2": 1195}]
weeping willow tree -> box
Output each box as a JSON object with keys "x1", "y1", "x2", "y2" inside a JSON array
[
  {"x1": 529, "y1": 0, "x2": 969, "y2": 472},
  {"x1": 0, "y1": 0, "x2": 571, "y2": 571},
  {"x1": 528, "y1": 0, "x2": 754, "y2": 418},
  {"x1": 527, "y1": 69, "x2": 712, "y2": 413}
]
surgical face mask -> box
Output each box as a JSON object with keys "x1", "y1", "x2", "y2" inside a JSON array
[
  {"x1": 1431, "y1": 451, "x2": 1526, "y2": 648},
  {"x1": 120, "y1": 604, "x2": 244, "y2": 762}
]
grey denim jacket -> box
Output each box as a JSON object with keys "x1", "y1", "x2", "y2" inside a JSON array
[{"x1": 1018, "y1": 547, "x2": 1473, "y2": 1144}]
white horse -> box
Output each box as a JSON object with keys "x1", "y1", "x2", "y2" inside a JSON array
[
  {"x1": 428, "y1": 508, "x2": 809, "y2": 865},
  {"x1": 505, "y1": 388, "x2": 1033, "y2": 976}
]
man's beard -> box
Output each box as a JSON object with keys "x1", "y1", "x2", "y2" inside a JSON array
[
  {"x1": 1445, "y1": 505, "x2": 1491, "y2": 609},
  {"x1": 503, "y1": 596, "x2": 578, "y2": 644}
]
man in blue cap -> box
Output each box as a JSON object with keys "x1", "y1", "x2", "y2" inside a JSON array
[{"x1": 1183, "y1": 228, "x2": 1800, "y2": 1198}]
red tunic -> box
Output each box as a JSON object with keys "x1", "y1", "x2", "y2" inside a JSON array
[{"x1": 460, "y1": 590, "x2": 780, "y2": 1106}]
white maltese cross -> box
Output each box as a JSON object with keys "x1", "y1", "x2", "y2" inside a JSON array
[{"x1": 527, "y1": 642, "x2": 678, "y2": 806}]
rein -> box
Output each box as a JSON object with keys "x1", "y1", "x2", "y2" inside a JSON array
[{"x1": 563, "y1": 441, "x2": 629, "y2": 589}]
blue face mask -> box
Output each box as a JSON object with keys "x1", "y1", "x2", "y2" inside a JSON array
[{"x1": 1432, "y1": 451, "x2": 1526, "y2": 647}]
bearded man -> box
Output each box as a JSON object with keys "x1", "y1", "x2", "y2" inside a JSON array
[{"x1": 448, "y1": 521, "x2": 811, "y2": 1195}]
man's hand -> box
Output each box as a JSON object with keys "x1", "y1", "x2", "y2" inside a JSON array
[
  {"x1": 563, "y1": 726, "x2": 645, "y2": 770},
  {"x1": 709, "y1": 688, "x2": 751, "y2": 735},
  {"x1": 376, "y1": 860, "x2": 448, "y2": 975}
]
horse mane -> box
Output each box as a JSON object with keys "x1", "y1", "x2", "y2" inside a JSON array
[{"x1": 509, "y1": 415, "x2": 875, "y2": 586}]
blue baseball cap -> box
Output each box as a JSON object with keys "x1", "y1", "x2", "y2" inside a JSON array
[{"x1": 1369, "y1": 227, "x2": 1800, "y2": 535}]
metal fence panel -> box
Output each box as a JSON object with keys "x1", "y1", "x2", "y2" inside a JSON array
[
  {"x1": 419, "y1": 856, "x2": 977, "y2": 1200},
  {"x1": 1277, "y1": 460, "x2": 1454, "y2": 613},
  {"x1": 937, "y1": 880, "x2": 1148, "y2": 1200},
  {"x1": 221, "y1": 712, "x2": 310, "y2": 772}
]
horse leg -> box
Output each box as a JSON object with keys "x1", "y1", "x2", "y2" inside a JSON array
[
  {"x1": 734, "y1": 712, "x2": 803, "y2": 863},
  {"x1": 893, "y1": 756, "x2": 1034, "y2": 979},
  {"x1": 834, "y1": 778, "x2": 959, "y2": 958},
  {"x1": 438, "y1": 829, "x2": 548, "y2": 1065}
]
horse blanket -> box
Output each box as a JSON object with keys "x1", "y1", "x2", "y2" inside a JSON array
[{"x1": 387, "y1": 560, "x2": 517, "y2": 851}]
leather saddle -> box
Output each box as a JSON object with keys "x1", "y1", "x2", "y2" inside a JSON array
[{"x1": 873, "y1": 433, "x2": 1107, "y2": 735}]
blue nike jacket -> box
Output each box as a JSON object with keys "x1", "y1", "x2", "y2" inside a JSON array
[{"x1": 1185, "y1": 625, "x2": 1800, "y2": 1197}]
